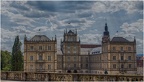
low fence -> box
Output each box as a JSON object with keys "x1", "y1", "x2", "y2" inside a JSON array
[{"x1": 1, "y1": 71, "x2": 143, "y2": 81}]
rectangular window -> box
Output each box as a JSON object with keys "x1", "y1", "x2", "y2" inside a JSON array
[
  {"x1": 74, "y1": 57, "x2": 76, "y2": 61},
  {"x1": 113, "y1": 47, "x2": 116, "y2": 50},
  {"x1": 48, "y1": 64, "x2": 51, "y2": 70},
  {"x1": 128, "y1": 56, "x2": 131, "y2": 60},
  {"x1": 68, "y1": 50, "x2": 70, "y2": 53},
  {"x1": 68, "y1": 57, "x2": 70, "y2": 61},
  {"x1": 121, "y1": 64, "x2": 124, "y2": 68},
  {"x1": 128, "y1": 47, "x2": 131, "y2": 51},
  {"x1": 30, "y1": 46, "x2": 34, "y2": 51},
  {"x1": 39, "y1": 46, "x2": 42, "y2": 50},
  {"x1": 86, "y1": 57, "x2": 88, "y2": 62},
  {"x1": 121, "y1": 47, "x2": 123, "y2": 50},
  {"x1": 48, "y1": 46, "x2": 51, "y2": 50},
  {"x1": 113, "y1": 64, "x2": 116, "y2": 68},
  {"x1": 121, "y1": 56, "x2": 124, "y2": 60},
  {"x1": 81, "y1": 64, "x2": 83, "y2": 68},
  {"x1": 30, "y1": 56, "x2": 33, "y2": 61},
  {"x1": 113, "y1": 56, "x2": 116, "y2": 60},
  {"x1": 74, "y1": 64, "x2": 76, "y2": 68},
  {"x1": 30, "y1": 65, "x2": 33, "y2": 70},
  {"x1": 48, "y1": 56, "x2": 51, "y2": 61},
  {"x1": 39, "y1": 55, "x2": 42, "y2": 60},
  {"x1": 86, "y1": 64, "x2": 88, "y2": 68},
  {"x1": 129, "y1": 64, "x2": 131, "y2": 68}
]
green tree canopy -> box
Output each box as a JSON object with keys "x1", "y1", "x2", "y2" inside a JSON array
[
  {"x1": 11, "y1": 35, "x2": 23, "y2": 71},
  {"x1": 1, "y1": 50, "x2": 11, "y2": 71}
]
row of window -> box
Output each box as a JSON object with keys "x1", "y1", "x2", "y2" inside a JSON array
[
  {"x1": 112, "y1": 56, "x2": 131, "y2": 60},
  {"x1": 113, "y1": 64, "x2": 132, "y2": 68},
  {"x1": 112, "y1": 47, "x2": 132, "y2": 51},
  {"x1": 30, "y1": 64, "x2": 51, "y2": 70},
  {"x1": 30, "y1": 46, "x2": 51, "y2": 51},
  {"x1": 30, "y1": 56, "x2": 51, "y2": 61}
]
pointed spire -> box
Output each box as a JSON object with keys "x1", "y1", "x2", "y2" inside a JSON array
[
  {"x1": 24, "y1": 34, "x2": 27, "y2": 41},
  {"x1": 134, "y1": 36, "x2": 136, "y2": 42},
  {"x1": 66, "y1": 28, "x2": 67, "y2": 33},
  {"x1": 76, "y1": 28, "x2": 77, "y2": 34},
  {"x1": 105, "y1": 23, "x2": 108, "y2": 31},
  {"x1": 55, "y1": 35, "x2": 57, "y2": 41},
  {"x1": 79, "y1": 37, "x2": 80, "y2": 42}
]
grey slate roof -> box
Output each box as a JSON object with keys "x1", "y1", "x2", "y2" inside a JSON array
[
  {"x1": 68, "y1": 30, "x2": 74, "y2": 34},
  {"x1": 29, "y1": 35, "x2": 50, "y2": 41},
  {"x1": 111, "y1": 37, "x2": 130, "y2": 42}
]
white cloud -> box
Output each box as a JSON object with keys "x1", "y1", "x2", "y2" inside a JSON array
[
  {"x1": 120, "y1": 19, "x2": 143, "y2": 33},
  {"x1": 92, "y1": 1, "x2": 142, "y2": 14}
]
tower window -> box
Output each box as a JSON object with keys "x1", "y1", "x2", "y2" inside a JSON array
[
  {"x1": 30, "y1": 56, "x2": 33, "y2": 61},
  {"x1": 48, "y1": 46, "x2": 51, "y2": 50},
  {"x1": 112, "y1": 47, "x2": 116, "y2": 50},
  {"x1": 128, "y1": 56, "x2": 131, "y2": 60},
  {"x1": 128, "y1": 47, "x2": 131, "y2": 51},
  {"x1": 120, "y1": 47, "x2": 123, "y2": 51},
  {"x1": 113, "y1": 56, "x2": 116, "y2": 60},
  {"x1": 30, "y1": 46, "x2": 34, "y2": 50},
  {"x1": 121, "y1": 56, "x2": 124, "y2": 60},
  {"x1": 48, "y1": 56, "x2": 51, "y2": 61},
  {"x1": 86, "y1": 64, "x2": 88, "y2": 68}
]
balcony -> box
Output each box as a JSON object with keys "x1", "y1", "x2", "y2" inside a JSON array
[{"x1": 36, "y1": 60, "x2": 45, "y2": 63}]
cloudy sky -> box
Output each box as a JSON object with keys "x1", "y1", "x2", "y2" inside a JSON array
[{"x1": 1, "y1": 1, "x2": 143, "y2": 54}]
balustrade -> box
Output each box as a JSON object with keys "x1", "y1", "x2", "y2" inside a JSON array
[{"x1": 1, "y1": 71, "x2": 143, "y2": 81}]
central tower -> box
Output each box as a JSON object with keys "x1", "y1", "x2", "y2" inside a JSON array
[{"x1": 61, "y1": 29, "x2": 81, "y2": 73}]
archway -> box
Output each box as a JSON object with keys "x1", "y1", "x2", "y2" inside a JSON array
[
  {"x1": 67, "y1": 70, "x2": 71, "y2": 73},
  {"x1": 73, "y1": 70, "x2": 77, "y2": 73}
]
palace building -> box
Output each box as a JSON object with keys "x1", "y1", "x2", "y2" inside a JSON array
[{"x1": 24, "y1": 23, "x2": 137, "y2": 74}]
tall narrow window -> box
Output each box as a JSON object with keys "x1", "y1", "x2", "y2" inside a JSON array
[
  {"x1": 113, "y1": 64, "x2": 116, "y2": 68},
  {"x1": 128, "y1": 47, "x2": 131, "y2": 51},
  {"x1": 129, "y1": 64, "x2": 131, "y2": 68},
  {"x1": 48, "y1": 56, "x2": 51, "y2": 61},
  {"x1": 113, "y1": 47, "x2": 116, "y2": 50},
  {"x1": 86, "y1": 57, "x2": 88, "y2": 62},
  {"x1": 128, "y1": 56, "x2": 131, "y2": 60},
  {"x1": 30, "y1": 65, "x2": 33, "y2": 70},
  {"x1": 121, "y1": 56, "x2": 124, "y2": 60},
  {"x1": 74, "y1": 64, "x2": 76, "y2": 68},
  {"x1": 39, "y1": 55, "x2": 42, "y2": 60},
  {"x1": 113, "y1": 56, "x2": 116, "y2": 60},
  {"x1": 48, "y1": 64, "x2": 51, "y2": 70},
  {"x1": 121, "y1": 64, "x2": 124, "y2": 68},
  {"x1": 48, "y1": 46, "x2": 51, "y2": 50},
  {"x1": 30, "y1": 56, "x2": 33, "y2": 61},
  {"x1": 30, "y1": 46, "x2": 34, "y2": 51},
  {"x1": 81, "y1": 64, "x2": 83, "y2": 68},
  {"x1": 74, "y1": 57, "x2": 76, "y2": 61},
  {"x1": 39, "y1": 46, "x2": 42, "y2": 50},
  {"x1": 86, "y1": 64, "x2": 88, "y2": 69},
  {"x1": 120, "y1": 47, "x2": 123, "y2": 51}
]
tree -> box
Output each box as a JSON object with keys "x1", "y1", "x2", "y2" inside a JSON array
[
  {"x1": 1, "y1": 50, "x2": 11, "y2": 71},
  {"x1": 11, "y1": 35, "x2": 23, "y2": 71}
]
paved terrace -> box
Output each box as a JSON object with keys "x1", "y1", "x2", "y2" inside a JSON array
[{"x1": 1, "y1": 71, "x2": 143, "y2": 81}]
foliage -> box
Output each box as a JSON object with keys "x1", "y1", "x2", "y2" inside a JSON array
[
  {"x1": 1, "y1": 50, "x2": 11, "y2": 71},
  {"x1": 11, "y1": 35, "x2": 23, "y2": 71}
]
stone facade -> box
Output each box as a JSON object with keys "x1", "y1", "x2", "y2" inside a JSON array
[
  {"x1": 24, "y1": 35, "x2": 57, "y2": 72},
  {"x1": 24, "y1": 23, "x2": 137, "y2": 75}
]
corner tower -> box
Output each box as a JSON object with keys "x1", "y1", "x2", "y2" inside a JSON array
[
  {"x1": 61, "y1": 29, "x2": 81, "y2": 73},
  {"x1": 102, "y1": 23, "x2": 110, "y2": 43}
]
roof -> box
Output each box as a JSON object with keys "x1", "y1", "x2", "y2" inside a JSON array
[
  {"x1": 29, "y1": 35, "x2": 50, "y2": 41},
  {"x1": 81, "y1": 44, "x2": 101, "y2": 48},
  {"x1": 111, "y1": 37, "x2": 130, "y2": 42},
  {"x1": 68, "y1": 30, "x2": 74, "y2": 34},
  {"x1": 90, "y1": 47, "x2": 102, "y2": 55}
]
